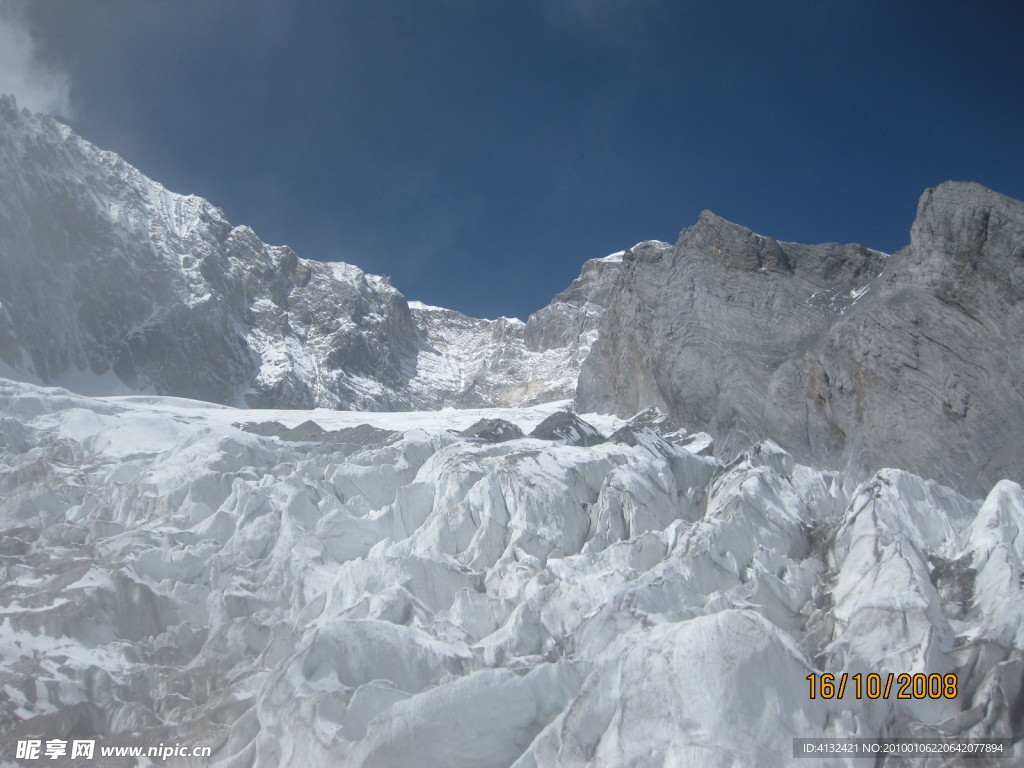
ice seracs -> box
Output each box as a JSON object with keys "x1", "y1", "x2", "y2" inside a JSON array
[{"x1": 1, "y1": 379, "x2": 1022, "y2": 766}]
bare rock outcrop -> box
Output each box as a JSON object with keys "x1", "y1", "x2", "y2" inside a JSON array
[{"x1": 577, "y1": 182, "x2": 1024, "y2": 495}]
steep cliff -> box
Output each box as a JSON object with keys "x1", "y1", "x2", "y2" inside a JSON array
[{"x1": 577, "y1": 182, "x2": 1024, "y2": 494}]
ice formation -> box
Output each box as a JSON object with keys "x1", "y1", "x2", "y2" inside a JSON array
[{"x1": 1, "y1": 381, "x2": 1022, "y2": 766}]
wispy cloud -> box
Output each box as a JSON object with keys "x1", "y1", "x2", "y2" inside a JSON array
[{"x1": 0, "y1": 1, "x2": 71, "y2": 118}]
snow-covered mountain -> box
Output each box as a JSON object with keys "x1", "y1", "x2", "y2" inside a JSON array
[
  {"x1": 406, "y1": 249, "x2": 623, "y2": 407},
  {"x1": 3, "y1": 96, "x2": 1024, "y2": 766},
  {"x1": 3, "y1": 95, "x2": 1023, "y2": 495},
  {"x1": 0, "y1": 95, "x2": 614, "y2": 412}
]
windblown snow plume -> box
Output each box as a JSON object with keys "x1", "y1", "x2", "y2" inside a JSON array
[{"x1": 0, "y1": 3, "x2": 71, "y2": 119}]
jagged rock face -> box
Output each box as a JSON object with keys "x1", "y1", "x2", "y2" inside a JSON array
[
  {"x1": 800, "y1": 182, "x2": 1024, "y2": 496},
  {"x1": 0, "y1": 97, "x2": 422, "y2": 408},
  {"x1": 577, "y1": 214, "x2": 886, "y2": 463},
  {"x1": 577, "y1": 182, "x2": 1024, "y2": 496},
  {"x1": 523, "y1": 250, "x2": 627, "y2": 353},
  {"x1": 0, "y1": 99, "x2": 248, "y2": 403},
  {"x1": 0, "y1": 97, "x2": 611, "y2": 411}
]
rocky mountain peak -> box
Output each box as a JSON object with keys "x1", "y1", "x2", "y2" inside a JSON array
[
  {"x1": 677, "y1": 210, "x2": 792, "y2": 273},
  {"x1": 909, "y1": 181, "x2": 1024, "y2": 297},
  {"x1": 578, "y1": 182, "x2": 1024, "y2": 495}
]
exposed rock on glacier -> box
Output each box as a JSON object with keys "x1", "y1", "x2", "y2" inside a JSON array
[
  {"x1": 1, "y1": 379, "x2": 1022, "y2": 767},
  {"x1": 577, "y1": 182, "x2": 1024, "y2": 495},
  {"x1": 622, "y1": 405, "x2": 683, "y2": 436},
  {"x1": 239, "y1": 419, "x2": 400, "y2": 447},
  {"x1": 528, "y1": 411, "x2": 604, "y2": 446},
  {"x1": 458, "y1": 418, "x2": 524, "y2": 443}
]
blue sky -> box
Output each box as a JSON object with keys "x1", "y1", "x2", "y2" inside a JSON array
[{"x1": 6, "y1": 1, "x2": 1024, "y2": 319}]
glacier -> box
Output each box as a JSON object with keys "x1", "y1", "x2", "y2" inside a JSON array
[{"x1": 1, "y1": 378, "x2": 1022, "y2": 766}]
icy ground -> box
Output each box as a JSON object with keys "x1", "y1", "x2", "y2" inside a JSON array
[{"x1": 1, "y1": 377, "x2": 1022, "y2": 767}]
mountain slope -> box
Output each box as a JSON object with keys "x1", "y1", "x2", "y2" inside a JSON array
[
  {"x1": 0, "y1": 96, "x2": 612, "y2": 411},
  {"x1": 0, "y1": 95, "x2": 419, "y2": 407}
]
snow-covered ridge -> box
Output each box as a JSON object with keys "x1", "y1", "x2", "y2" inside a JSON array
[
  {"x1": 0, "y1": 95, "x2": 616, "y2": 412},
  {"x1": 1, "y1": 378, "x2": 1021, "y2": 766}
]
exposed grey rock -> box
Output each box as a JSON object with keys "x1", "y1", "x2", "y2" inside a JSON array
[
  {"x1": 458, "y1": 418, "x2": 524, "y2": 442},
  {"x1": 624, "y1": 406, "x2": 682, "y2": 436},
  {"x1": 523, "y1": 248, "x2": 631, "y2": 353},
  {"x1": 240, "y1": 419, "x2": 399, "y2": 446},
  {"x1": 289, "y1": 419, "x2": 328, "y2": 441},
  {"x1": 577, "y1": 181, "x2": 1024, "y2": 495},
  {"x1": 607, "y1": 424, "x2": 663, "y2": 450},
  {"x1": 529, "y1": 411, "x2": 604, "y2": 446},
  {"x1": 675, "y1": 432, "x2": 715, "y2": 456},
  {"x1": 329, "y1": 424, "x2": 401, "y2": 447}
]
